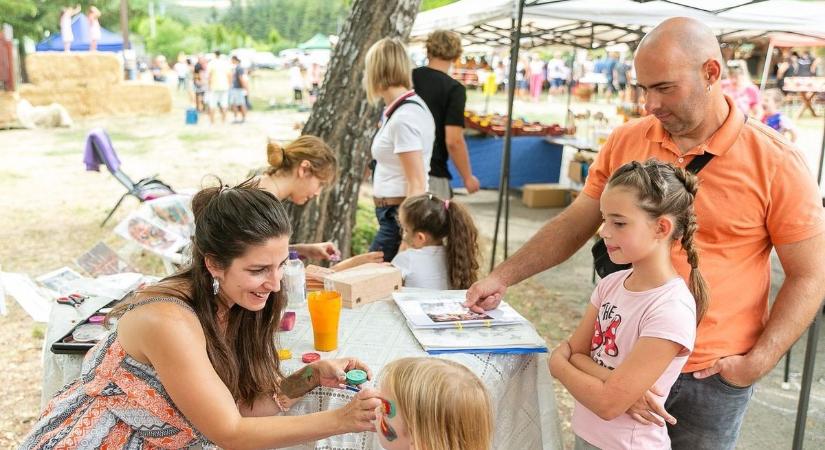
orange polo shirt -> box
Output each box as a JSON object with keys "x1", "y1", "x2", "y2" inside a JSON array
[{"x1": 583, "y1": 96, "x2": 825, "y2": 372}]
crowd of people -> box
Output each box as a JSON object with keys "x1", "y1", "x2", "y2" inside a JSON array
[{"x1": 20, "y1": 16, "x2": 825, "y2": 450}]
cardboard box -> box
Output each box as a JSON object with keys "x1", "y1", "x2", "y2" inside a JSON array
[
  {"x1": 568, "y1": 161, "x2": 586, "y2": 184},
  {"x1": 522, "y1": 184, "x2": 571, "y2": 208},
  {"x1": 323, "y1": 263, "x2": 402, "y2": 308}
]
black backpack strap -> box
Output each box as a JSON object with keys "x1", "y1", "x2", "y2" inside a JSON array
[
  {"x1": 685, "y1": 152, "x2": 714, "y2": 174},
  {"x1": 370, "y1": 98, "x2": 425, "y2": 178},
  {"x1": 385, "y1": 98, "x2": 424, "y2": 120}
]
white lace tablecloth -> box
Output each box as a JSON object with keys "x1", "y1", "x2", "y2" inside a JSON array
[{"x1": 278, "y1": 298, "x2": 562, "y2": 450}]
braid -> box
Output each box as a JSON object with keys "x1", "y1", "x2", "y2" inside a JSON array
[
  {"x1": 609, "y1": 159, "x2": 710, "y2": 323},
  {"x1": 672, "y1": 166, "x2": 709, "y2": 323}
]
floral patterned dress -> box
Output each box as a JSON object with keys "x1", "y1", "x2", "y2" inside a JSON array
[{"x1": 20, "y1": 298, "x2": 213, "y2": 449}]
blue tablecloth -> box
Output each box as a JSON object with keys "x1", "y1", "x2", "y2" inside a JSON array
[{"x1": 448, "y1": 136, "x2": 563, "y2": 189}]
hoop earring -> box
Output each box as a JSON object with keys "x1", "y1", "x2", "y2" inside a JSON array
[{"x1": 212, "y1": 277, "x2": 220, "y2": 296}]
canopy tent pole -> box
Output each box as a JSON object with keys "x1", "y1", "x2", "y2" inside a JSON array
[
  {"x1": 490, "y1": 0, "x2": 526, "y2": 271},
  {"x1": 819, "y1": 113, "x2": 825, "y2": 186},
  {"x1": 564, "y1": 50, "x2": 577, "y2": 127},
  {"x1": 792, "y1": 312, "x2": 821, "y2": 450},
  {"x1": 759, "y1": 40, "x2": 774, "y2": 91}
]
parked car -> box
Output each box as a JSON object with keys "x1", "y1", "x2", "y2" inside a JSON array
[{"x1": 253, "y1": 51, "x2": 283, "y2": 70}]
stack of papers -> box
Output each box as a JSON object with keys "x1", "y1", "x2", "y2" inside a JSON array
[{"x1": 392, "y1": 290, "x2": 547, "y2": 354}]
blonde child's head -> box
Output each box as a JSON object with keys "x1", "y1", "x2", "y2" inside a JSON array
[
  {"x1": 603, "y1": 159, "x2": 708, "y2": 322},
  {"x1": 399, "y1": 194, "x2": 479, "y2": 289},
  {"x1": 378, "y1": 357, "x2": 492, "y2": 450}
]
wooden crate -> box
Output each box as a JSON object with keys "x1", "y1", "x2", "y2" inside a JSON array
[{"x1": 323, "y1": 263, "x2": 402, "y2": 308}]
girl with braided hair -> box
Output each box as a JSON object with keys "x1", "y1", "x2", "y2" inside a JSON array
[
  {"x1": 392, "y1": 193, "x2": 480, "y2": 290},
  {"x1": 549, "y1": 159, "x2": 708, "y2": 450}
]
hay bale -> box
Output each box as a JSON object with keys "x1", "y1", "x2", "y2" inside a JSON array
[
  {"x1": 101, "y1": 82, "x2": 172, "y2": 115},
  {"x1": 0, "y1": 91, "x2": 20, "y2": 128},
  {"x1": 20, "y1": 83, "x2": 91, "y2": 116},
  {"x1": 19, "y1": 81, "x2": 172, "y2": 117},
  {"x1": 25, "y1": 52, "x2": 122, "y2": 87}
]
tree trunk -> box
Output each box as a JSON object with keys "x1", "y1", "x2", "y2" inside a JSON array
[{"x1": 287, "y1": 0, "x2": 421, "y2": 257}]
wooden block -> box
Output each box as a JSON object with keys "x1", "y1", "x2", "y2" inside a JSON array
[
  {"x1": 521, "y1": 183, "x2": 571, "y2": 208},
  {"x1": 323, "y1": 263, "x2": 402, "y2": 308}
]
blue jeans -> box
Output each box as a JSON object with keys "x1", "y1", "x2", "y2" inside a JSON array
[
  {"x1": 665, "y1": 373, "x2": 754, "y2": 450},
  {"x1": 369, "y1": 206, "x2": 401, "y2": 262}
]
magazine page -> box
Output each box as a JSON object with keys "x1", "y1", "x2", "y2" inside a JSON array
[
  {"x1": 409, "y1": 322, "x2": 547, "y2": 353},
  {"x1": 393, "y1": 290, "x2": 527, "y2": 329},
  {"x1": 76, "y1": 242, "x2": 137, "y2": 277},
  {"x1": 114, "y1": 210, "x2": 188, "y2": 259},
  {"x1": 36, "y1": 266, "x2": 85, "y2": 295},
  {"x1": 145, "y1": 194, "x2": 195, "y2": 239}
]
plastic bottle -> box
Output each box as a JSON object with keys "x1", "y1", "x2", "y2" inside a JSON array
[{"x1": 283, "y1": 250, "x2": 306, "y2": 308}]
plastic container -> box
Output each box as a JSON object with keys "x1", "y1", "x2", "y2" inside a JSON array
[
  {"x1": 283, "y1": 250, "x2": 307, "y2": 308},
  {"x1": 185, "y1": 107, "x2": 198, "y2": 125}
]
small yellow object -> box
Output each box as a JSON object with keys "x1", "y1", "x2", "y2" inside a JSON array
[{"x1": 278, "y1": 349, "x2": 292, "y2": 360}]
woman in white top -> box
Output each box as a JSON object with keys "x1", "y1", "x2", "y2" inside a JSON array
[{"x1": 363, "y1": 37, "x2": 435, "y2": 262}]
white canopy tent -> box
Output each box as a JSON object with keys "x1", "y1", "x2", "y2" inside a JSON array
[{"x1": 413, "y1": 2, "x2": 825, "y2": 449}]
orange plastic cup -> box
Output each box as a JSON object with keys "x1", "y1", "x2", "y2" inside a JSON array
[{"x1": 307, "y1": 290, "x2": 342, "y2": 352}]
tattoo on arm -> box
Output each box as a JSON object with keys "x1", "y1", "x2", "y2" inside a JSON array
[{"x1": 279, "y1": 366, "x2": 318, "y2": 399}]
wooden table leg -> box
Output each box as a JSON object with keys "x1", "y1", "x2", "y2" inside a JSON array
[{"x1": 796, "y1": 92, "x2": 818, "y2": 119}]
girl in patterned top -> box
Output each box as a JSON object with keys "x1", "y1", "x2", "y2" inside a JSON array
[{"x1": 22, "y1": 178, "x2": 381, "y2": 449}]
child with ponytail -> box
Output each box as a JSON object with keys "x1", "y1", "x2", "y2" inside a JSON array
[
  {"x1": 549, "y1": 159, "x2": 708, "y2": 450},
  {"x1": 392, "y1": 193, "x2": 480, "y2": 290}
]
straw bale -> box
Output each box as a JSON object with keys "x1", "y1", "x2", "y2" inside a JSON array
[
  {"x1": 20, "y1": 81, "x2": 172, "y2": 117},
  {"x1": 25, "y1": 52, "x2": 122, "y2": 87},
  {"x1": 0, "y1": 91, "x2": 19, "y2": 127},
  {"x1": 20, "y1": 83, "x2": 91, "y2": 116},
  {"x1": 100, "y1": 82, "x2": 172, "y2": 115}
]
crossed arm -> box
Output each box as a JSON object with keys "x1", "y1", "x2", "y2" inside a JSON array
[{"x1": 549, "y1": 305, "x2": 683, "y2": 421}]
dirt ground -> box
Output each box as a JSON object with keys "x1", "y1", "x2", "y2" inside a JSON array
[{"x1": 1, "y1": 70, "x2": 824, "y2": 448}]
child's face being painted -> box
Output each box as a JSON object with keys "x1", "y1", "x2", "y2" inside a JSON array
[
  {"x1": 599, "y1": 186, "x2": 673, "y2": 265},
  {"x1": 374, "y1": 388, "x2": 412, "y2": 450}
]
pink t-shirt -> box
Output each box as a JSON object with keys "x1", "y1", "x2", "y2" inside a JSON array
[{"x1": 573, "y1": 269, "x2": 697, "y2": 449}]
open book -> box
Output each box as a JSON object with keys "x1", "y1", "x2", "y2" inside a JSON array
[
  {"x1": 393, "y1": 290, "x2": 547, "y2": 354},
  {"x1": 393, "y1": 290, "x2": 527, "y2": 329}
]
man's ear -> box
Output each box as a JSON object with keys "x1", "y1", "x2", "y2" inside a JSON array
[
  {"x1": 655, "y1": 216, "x2": 674, "y2": 240},
  {"x1": 704, "y1": 58, "x2": 722, "y2": 84}
]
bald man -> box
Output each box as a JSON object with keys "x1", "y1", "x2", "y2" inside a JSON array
[{"x1": 466, "y1": 17, "x2": 825, "y2": 449}]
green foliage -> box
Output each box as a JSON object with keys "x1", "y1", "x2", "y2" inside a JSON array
[
  {"x1": 221, "y1": 0, "x2": 349, "y2": 50},
  {"x1": 351, "y1": 200, "x2": 378, "y2": 256},
  {"x1": 421, "y1": 0, "x2": 457, "y2": 11},
  {"x1": 3, "y1": 1, "x2": 151, "y2": 41},
  {"x1": 138, "y1": 16, "x2": 206, "y2": 61}
]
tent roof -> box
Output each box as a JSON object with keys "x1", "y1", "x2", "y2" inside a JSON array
[
  {"x1": 412, "y1": 0, "x2": 825, "y2": 49},
  {"x1": 36, "y1": 14, "x2": 124, "y2": 52},
  {"x1": 298, "y1": 34, "x2": 332, "y2": 50}
]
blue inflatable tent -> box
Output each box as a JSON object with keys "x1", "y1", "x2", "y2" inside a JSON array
[{"x1": 36, "y1": 14, "x2": 124, "y2": 52}]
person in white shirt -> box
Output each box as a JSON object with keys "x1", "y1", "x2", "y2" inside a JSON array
[
  {"x1": 392, "y1": 194, "x2": 479, "y2": 290},
  {"x1": 363, "y1": 38, "x2": 435, "y2": 262}
]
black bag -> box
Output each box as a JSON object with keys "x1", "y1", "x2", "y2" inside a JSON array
[{"x1": 591, "y1": 153, "x2": 715, "y2": 279}]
